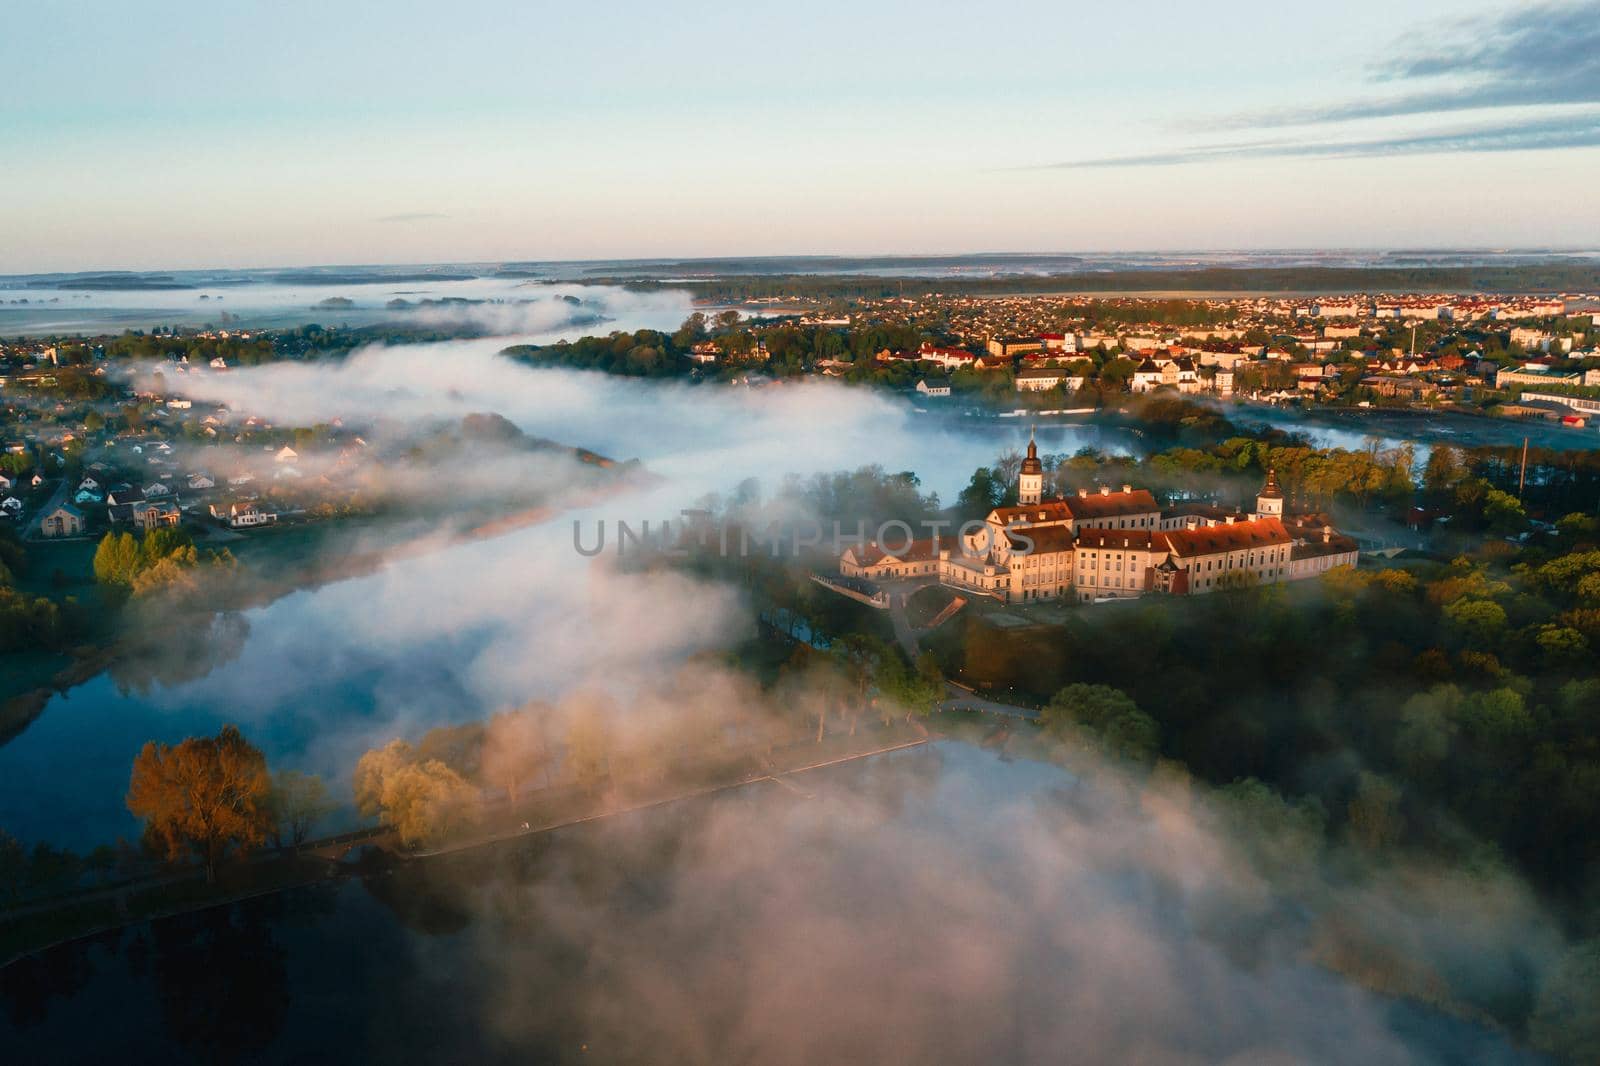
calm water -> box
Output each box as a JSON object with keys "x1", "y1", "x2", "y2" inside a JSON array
[
  {"x1": 0, "y1": 742, "x2": 1541, "y2": 1065},
  {"x1": 0, "y1": 363, "x2": 1591, "y2": 851},
  {"x1": 0, "y1": 385, "x2": 1135, "y2": 850}
]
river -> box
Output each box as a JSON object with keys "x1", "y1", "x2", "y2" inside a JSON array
[
  {"x1": 0, "y1": 741, "x2": 1541, "y2": 1064},
  {"x1": 1, "y1": 352, "x2": 1594, "y2": 851}
]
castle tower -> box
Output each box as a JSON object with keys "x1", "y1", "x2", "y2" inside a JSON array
[
  {"x1": 1019, "y1": 427, "x2": 1043, "y2": 506},
  {"x1": 1255, "y1": 467, "x2": 1284, "y2": 520}
]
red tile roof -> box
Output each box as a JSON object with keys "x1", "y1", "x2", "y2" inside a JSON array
[
  {"x1": 846, "y1": 537, "x2": 941, "y2": 568},
  {"x1": 1158, "y1": 517, "x2": 1291, "y2": 557},
  {"x1": 1007, "y1": 526, "x2": 1076, "y2": 554},
  {"x1": 1062, "y1": 489, "x2": 1160, "y2": 521},
  {"x1": 1075, "y1": 528, "x2": 1157, "y2": 550}
]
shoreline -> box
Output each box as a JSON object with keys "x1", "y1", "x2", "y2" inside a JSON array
[
  {"x1": 0, "y1": 472, "x2": 643, "y2": 748},
  {"x1": 0, "y1": 730, "x2": 930, "y2": 968}
]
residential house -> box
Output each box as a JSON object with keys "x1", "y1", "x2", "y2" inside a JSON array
[
  {"x1": 41, "y1": 502, "x2": 85, "y2": 537},
  {"x1": 209, "y1": 500, "x2": 278, "y2": 529},
  {"x1": 130, "y1": 499, "x2": 182, "y2": 531},
  {"x1": 1130, "y1": 359, "x2": 1164, "y2": 393}
]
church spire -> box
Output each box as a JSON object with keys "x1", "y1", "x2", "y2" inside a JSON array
[
  {"x1": 1021, "y1": 425, "x2": 1042, "y2": 475},
  {"x1": 1260, "y1": 466, "x2": 1282, "y2": 499},
  {"x1": 1254, "y1": 466, "x2": 1284, "y2": 519},
  {"x1": 1018, "y1": 425, "x2": 1044, "y2": 505}
]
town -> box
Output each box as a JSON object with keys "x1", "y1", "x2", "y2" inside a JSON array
[
  {"x1": 2, "y1": 286, "x2": 1594, "y2": 556},
  {"x1": 514, "y1": 289, "x2": 1600, "y2": 429}
]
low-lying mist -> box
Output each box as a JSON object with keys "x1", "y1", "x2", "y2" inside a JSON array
[{"x1": 381, "y1": 740, "x2": 1553, "y2": 1065}]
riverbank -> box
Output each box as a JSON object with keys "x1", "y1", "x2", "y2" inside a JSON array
[
  {"x1": 0, "y1": 724, "x2": 928, "y2": 967},
  {"x1": 0, "y1": 469, "x2": 647, "y2": 747}
]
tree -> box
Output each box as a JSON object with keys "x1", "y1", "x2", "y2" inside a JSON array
[
  {"x1": 956, "y1": 467, "x2": 1003, "y2": 515},
  {"x1": 1536, "y1": 624, "x2": 1589, "y2": 668},
  {"x1": 1443, "y1": 597, "x2": 1507, "y2": 646},
  {"x1": 131, "y1": 554, "x2": 201, "y2": 598},
  {"x1": 830, "y1": 633, "x2": 895, "y2": 735},
  {"x1": 1530, "y1": 937, "x2": 1600, "y2": 1064},
  {"x1": 93, "y1": 531, "x2": 141, "y2": 587},
  {"x1": 1042, "y1": 683, "x2": 1160, "y2": 763},
  {"x1": 482, "y1": 703, "x2": 552, "y2": 803},
  {"x1": 1394, "y1": 687, "x2": 1459, "y2": 782},
  {"x1": 142, "y1": 527, "x2": 193, "y2": 565},
  {"x1": 1422, "y1": 444, "x2": 1462, "y2": 503},
  {"x1": 354, "y1": 739, "x2": 415, "y2": 817},
  {"x1": 1216, "y1": 778, "x2": 1326, "y2": 876},
  {"x1": 126, "y1": 725, "x2": 272, "y2": 882},
  {"x1": 563, "y1": 696, "x2": 613, "y2": 793},
  {"x1": 891, "y1": 651, "x2": 946, "y2": 722},
  {"x1": 1346, "y1": 772, "x2": 1403, "y2": 851},
  {"x1": 1483, "y1": 489, "x2": 1528, "y2": 536},
  {"x1": 994, "y1": 448, "x2": 1024, "y2": 489},
  {"x1": 378, "y1": 762, "x2": 477, "y2": 848},
  {"x1": 352, "y1": 740, "x2": 477, "y2": 848},
  {"x1": 0, "y1": 829, "x2": 24, "y2": 903},
  {"x1": 265, "y1": 770, "x2": 333, "y2": 849},
  {"x1": 672, "y1": 312, "x2": 708, "y2": 348}
]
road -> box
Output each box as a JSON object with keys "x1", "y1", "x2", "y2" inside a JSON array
[
  {"x1": 24, "y1": 477, "x2": 70, "y2": 540},
  {"x1": 938, "y1": 687, "x2": 1041, "y2": 722},
  {"x1": 885, "y1": 583, "x2": 927, "y2": 659}
]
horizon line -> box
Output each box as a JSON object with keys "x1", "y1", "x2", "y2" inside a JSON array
[{"x1": 5, "y1": 246, "x2": 1600, "y2": 281}]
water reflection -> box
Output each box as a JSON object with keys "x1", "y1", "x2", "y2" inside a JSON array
[
  {"x1": 0, "y1": 742, "x2": 1540, "y2": 1064},
  {"x1": 0, "y1": 371, "x2": 1589, "y2": 851},
  {"x1": 134, "y1": 906, "x2": 291, "y2": 1061},
  {"x1": 108, "y1": 612, "x2": 251, "y2": 697}
]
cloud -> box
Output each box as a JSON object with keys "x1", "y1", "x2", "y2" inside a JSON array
[
  {"x1": 1236, "y1": 1, "x2": 1600, "y2": 128},
  {"x1": 1045, "y1": 114, "x2": 1600, "y2": 169},
  {"x1": 375, "y1": 212, "x2": 449, "y2": 223},
  {"x1": 400, "y1": 285, "x2": 690, "y2": 336},
  {"x1": 1058, "y1": 2, "x2": 1600, "y2": 169}
]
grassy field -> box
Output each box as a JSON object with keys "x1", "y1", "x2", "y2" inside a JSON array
[
  {"x1": 10, "y1": 539, "x2": 102, "y2": 603},
  {"x1": 218, "y1": 515, "x2": 408, "y2": 577}
]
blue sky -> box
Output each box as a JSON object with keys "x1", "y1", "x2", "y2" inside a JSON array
[{"x1": 4, "y1": 0, "x2": 1598, "y2": 271}]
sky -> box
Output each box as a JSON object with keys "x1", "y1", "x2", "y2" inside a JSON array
[{"x1": 4, "y1": 0, "x2": 1599, "y2": 272}]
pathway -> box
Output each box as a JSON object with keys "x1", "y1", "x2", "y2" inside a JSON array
[
  {"x1": 24, "y1": 478, "x2": 69, "y2": 540},
  {"x1": 885, "y1": 583, "x2": 1040, "y2": 721}
]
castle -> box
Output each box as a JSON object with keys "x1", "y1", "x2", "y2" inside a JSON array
[{"x1": 839, "y1": 431, "x2": 1359, "y2": 604}]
